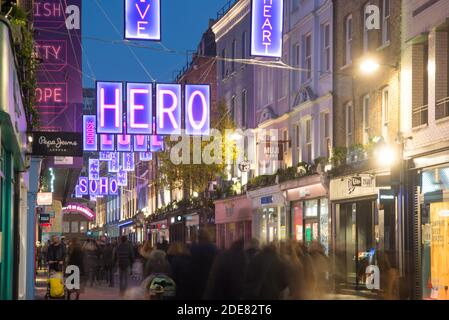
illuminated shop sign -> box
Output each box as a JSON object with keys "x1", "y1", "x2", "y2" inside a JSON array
[
  {"x1": 83, "y1": 115, "x2": 97, "y2": 151},
  {"x1": 126, "y1": 83, "x2": 153, "y2": 135},
  {"x1": 125, "y1": 0, "x2": 161, "y2": 41},
  {"x1": 185, "y1": 84, "x2": 210, "y2": 136},
  {"x1": 97, "y1": 82, "x2": 123, "y2": 134},
  {"x1": 88, "y1": 159, "x2": 100, "y2": 181},
  {"x1": 63, "y1": 204, "x2": 96, "y2": 221},
  {"x1": 251, "y1": 0, "x2": 284, "y2": 58},
  {"x1": 156, "y1": 84, "x2": 182, "y2": 135}
]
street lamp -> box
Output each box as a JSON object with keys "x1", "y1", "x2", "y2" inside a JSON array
[{"x1": 360, "y1": 58, "x2": 380, "y2": 74}]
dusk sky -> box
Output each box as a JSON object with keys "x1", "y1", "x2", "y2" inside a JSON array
[{"x1": 82, "y1": 0, "x2": 231, "y2": 88}]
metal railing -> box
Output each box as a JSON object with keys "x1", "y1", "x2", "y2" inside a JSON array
[
  {"x1": 436, "y1": 96, "x2": 449, "y2": 120},
  {"x1": 412, "y1": 104, "x2": 428, "y2": 127},
  {"x1": 216, "y1": 0, "x2": 239, "y2": 20}
]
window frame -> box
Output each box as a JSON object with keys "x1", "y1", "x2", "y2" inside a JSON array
[
  {"x1": 322, "y1": 23, "x2": 331, "y2": 72},
  {"x1": 345, "y1": 15, "x2": 353, "y2": 65},
  {"x1": 305, "y1": 118, "x2": 313, "y2": 163},
  {"x1": 363, "y1": 94, "x2": 370, "y2": 144},
  {"x1": 345, "y1": 102, "x2": 354, "y2": 147},
  {"x1": 242, "y1": 89, "x2": 247, "y2": 128},
  {"x1": 304, "y1": 33, "x2": 313, "y2": 82},
  {"x1": 382, "y1": 0, "x2": 391, "y2": 45}
]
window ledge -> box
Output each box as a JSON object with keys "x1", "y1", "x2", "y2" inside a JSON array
[
  {"x1": 412, "y1": 123, "x2": 429, "y2": 132},
  {"x1": 435, "y1": 116, "x2": 449, "y2": 125},
  {"x1": 340, "y1": 63, "x2": 352, "y2": 71},
  {"x1": 377, "y1": 41, "x2": 391, "y2": 51}
]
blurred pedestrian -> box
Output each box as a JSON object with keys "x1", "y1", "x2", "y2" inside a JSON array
[
  {"x1": 243, "y1": 244, "x2": 288, "y2": 300},
  {"x1": 166, "y1": 242, "x2": 192, "y2": 300},
  {"x1": 103, "y1": 241, "x2": 115, "y2": 287},
  {"x1": 83, "y1": 239, "x2": 100, "y2": 287},
  {"x1": 309, "y1": 241, "x2": 330, "y2": 299},
  {"x1": 113, "y1": 236, "x2": 135, "y2": 296},
  {"x1": 204, "y1": 239, "x2": 248, "y2": 300},
  {"x1": 47, "y1": 235, "x2": 66, "y2": 272},
  {"x1": 67, "y1": 238, "x2": 85, "y2": 300},
  {"x1": 188, "y1": 228, "x2": 217, "y2": 299},
  {"x1": 144, "y1": 248, "x2": 171, "y2": 278}
]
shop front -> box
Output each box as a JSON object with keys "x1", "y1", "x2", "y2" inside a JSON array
[
  {"x1": 215, "y1": 195, "x2": 252, "y2": 250},
  {"x1": 410, "y1": 153, "x2": 449, "y2": 300},
  {"x1": 330, "y1": 173, "x2": 396, "y2": 292},
  {"x1": 248, "y1": 185, "x2": 287, "y2": 245},
  {"x1": 281, "y1": 174, "x2": 329, "y2": 254},
  {"x1": 148, "y1": 219, "x2": 169, "y2": 247}
]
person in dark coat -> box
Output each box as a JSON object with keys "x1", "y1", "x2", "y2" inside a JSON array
[
  {"x1": 67, "y1": 238, "x2": 85, "y2": 300},
  {"x1": 46, "y1": 235, "x2": 67, "y2": 272},
  {"x1": 102, "y1": 242, "x2": 115, "y2": 287},
  {"x1": 188, "y1": 229, "x2": 217, "y2": 300},
  {"x1": 204, "y1": 239, "x2": 248, "y2": 300},
  {"x1": 83, "y1": 239, "x2": 100, "y2": 287},
  {"x1": 113, "y1": 236, "x2": 135, "y2": 296},
  {"x1": 166, "y1": 242, "x2": 193, "y2": 300},
  {"x1": 242, "y1": 244, "x2": 288, "y2": 300}
]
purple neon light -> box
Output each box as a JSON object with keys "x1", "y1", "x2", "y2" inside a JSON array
[
  {"x1": 99, "y1": 177, "x2": 109, "y2": 195},
  {"x1": 125, "y1": 0, "x2": 161, "y2": 41},
  {"x1": 126, "y1": 83, "x2": 152, "y2": 135},
  {"x1": 99, "y1": 151, "x2": 114, "y2": 161},
  {"x1": 97, "y1": 82, "x2": 123, "y2": 134},
  {"x1": 89, "y1": 159, "x2": 100, "y2": 181},
  {"x1": 122, "y1": 152, "x2": 135, "y2": 172},
  {"x1": 156, "y1": 84, "x2": 182, "y2": 135},
  {"x1": 139, "y1": 152, "x2": 153, "y2": 161},
  {"x1": 89, "y1": 179, "x2": 99, "y2": 195},
  {"x1": 83, "y1": 115, "x2": 98, "y2": 151},
  {"x1": 78, "y1": 177, "x2": 88, "y2": 195},
  {"x1": 109, "y1": 177, "x2": 118, "y2": 195},
  {"x1": 108, "y1": 152, "x2": 120, "y2": 173},
  {"x1": 150, "y1": 135, "x2": 164, "y2": 152},
  {"x1": 100, "y1": 134, "x2": 115, "y2": 151},
  {"x1": 185, "y1": 84, "x2": 210, "y2": 136},
  {"x1": 134, "y1": 135, "x2": 148, "y2": 152},
  {"x1": 117, "y1": 168, "x2": 128, "y2": 186}
]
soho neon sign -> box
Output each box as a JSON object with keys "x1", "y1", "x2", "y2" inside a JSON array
[
  {"x1": 95, "y1": 82, "x2": 210, "y2": 137},
  {"x1": 251, "y1": 0, "x2": 283, "y2": 58}
]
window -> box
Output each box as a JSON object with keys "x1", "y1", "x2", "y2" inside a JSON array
[
  {"x1": 295, "y1": 124, "x2": 301, "y2": 162},
  {"x1": 292, "y1": 0, "x2": 299, "y2": 12},
  {"x1": 283, "y1": 129, "x2": 289, "y2": 155},
  {"x1": 231, "y1": 95, "x2": 236, "y2": 122},
  {"x1": 304, "y1": 33, "x2": 312, "y2": 82},
  {"x1": 363, "y1": 2, "x2": 370, "y2": 52},
  {"x1": 80, "y1": 221, "x2": 87, "y2": 233},
  {"x1": 305, "y1": 119, "x2": 312, "y2": 163},
  {"x1": 345, "y1": 15, "x2": 353, "y2": 65},
  {"x1": 382, "y1": 0, "x2": 390, "y2": 44},
  {"x1": 63, "y1": 221, "x2": 70, "y2": 233},
  {"x1": 242, "y1": 90, "x2": 247, "y2": 128},
  {"x1": 231, "y1": 39, "x2": 237, "y2": 72},
  {"x1": 363, "y1": 94, "x2": 370, "y2": 144},
  {"x1": 321, "y1": 112, "x2": 330, "y2": 157},
  {"x1": 292, "y1": 43, "x2": 300, "y2": 90},
  {"x1": 221, "y1": 48, "x2": 226, "y2": 79},
  {"x1": 71, "y1": 221, "x2": 79, "y2": 233},
  {"x1": 241, "y1": 32, "x2": 247, "y2": 59},
  {"x1": 345, "y1": 102, "x2": 354, "y2": 147},
  {"x1": 322, "y1": 23, "x2": 331, "y2": 72},
  {"x1": 382, "y1": 87, "x2": 390, "y2": 139}
]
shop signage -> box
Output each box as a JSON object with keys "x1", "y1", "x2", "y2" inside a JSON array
[
  {"x1": 251, "y1": 0, "x2": 284, "y2": 58},
  {"x1": 261, "y1": 196, "x2": 273, "y2": 205},
  {"x1": 62, "y1": 204, "x2": 96, "y2": 220},
  {"x1": 379, "y1": 189, "x2": 395, "y2": 202},
  {"x1": 125, "y1": 0, "x2": 161, "y2": 41},
  {"x1": 37, "y1": 192, "x2": 53, "y2": 206},
  {"x1": 39, "y1": 213, "x2": 51, "y2": 224},
  {"x1": 32, "y1": 132, "x2": 83, "y2": 157},
  {"x1": 348, "y1": 175, "x2": 374, "y2": 194}
]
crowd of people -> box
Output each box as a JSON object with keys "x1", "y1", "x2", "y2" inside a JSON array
[{"x1": 36, "y1": 230, "x2": 338, "y2": 300}]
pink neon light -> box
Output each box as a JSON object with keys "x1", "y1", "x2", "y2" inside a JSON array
[
  {"x1": 100, "y1": 88, "x2": 120, "y2": 128},
  {"x1": 130, "y1": 88, "x2": 150, "y2": 129},
  {"x1": 101, "y1": 135, "x2": 113, "y2": 145},
  {"x1": 158, "y1": 89, "x2": 179, "y2": 129},
  {"x1": 187, "y1": 90, "x2": 208, "y2": 130},
  {"x1": 136, "y1": 135, "x2": 146, "y2": 146},
  {"x1": 118, "y1": 133, "x2": 131, "y2": 145}
]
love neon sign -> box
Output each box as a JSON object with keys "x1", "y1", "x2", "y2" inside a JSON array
[{"x1": 125, "y1": 0, "x2": 161, "y2": 41}]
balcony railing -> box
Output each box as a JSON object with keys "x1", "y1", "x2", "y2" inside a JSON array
[
  {"x1": 436, "y1": 97, "x2": 449, "y2": 120},
  {"x1": 412, "y1": 104, "x2": 428, "y2": 128}
]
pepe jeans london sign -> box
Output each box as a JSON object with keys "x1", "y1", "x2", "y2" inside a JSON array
[{"x1": 32, "y1": 132, "x2": 83, "y2": 156}]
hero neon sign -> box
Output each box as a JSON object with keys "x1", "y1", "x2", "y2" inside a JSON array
[
  {"x1": 251, "y1": 0, "x2": 284, "y2": 58},
  {"x1": 97, "y1": 82, "x2": 123, "y2": 134},
  {"x1": 185, "y1": 85, "x2": 210, "y2": 136},
  {"x1": 156, "y1": 83, "x2": 182, "y2": 135},
  {"x1": 125, "y1": 0, "x2": 161, "y2": 41},
  {"x1": 127, "y1": 83, "x2": 152, "y2": 135}
]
